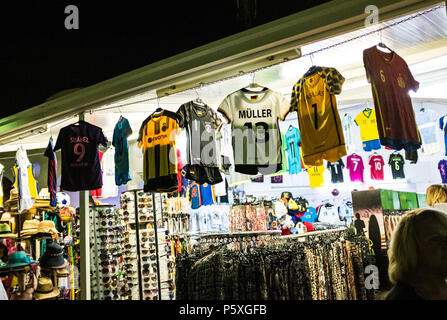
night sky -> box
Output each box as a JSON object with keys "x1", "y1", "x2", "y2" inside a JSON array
[{"x1": 0, "y1": 0, "x2": 332, "y2": 119}]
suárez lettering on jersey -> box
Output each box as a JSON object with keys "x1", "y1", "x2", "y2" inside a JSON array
[
  {"x1": 70, "y1": 137, "x2": 90, "y2": 144},
  {"x1": 239, "y1": 108, "x2": 272, "y2": 119}
]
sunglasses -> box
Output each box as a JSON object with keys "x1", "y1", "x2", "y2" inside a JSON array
[
  {"x1": 142, "y1": 254, "x2": 157, "y2": 261},
  {"x1": 141, "y1": 248, "x2": 156, "y2": 255},
  {"x1": 141, "y1": 230, "x2": 155, "y2": 237},
  {"x1": 141, "y1": 237, "x2": 155, "y2": 243}
]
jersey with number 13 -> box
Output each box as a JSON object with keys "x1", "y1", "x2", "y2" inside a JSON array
[{"x1": 289, "y1": 67, "x2": 347, "y2": 166}]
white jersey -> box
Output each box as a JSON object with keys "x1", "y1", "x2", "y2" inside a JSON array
[
  {"x1": 342, "y1": 113, "x2": 356, "y2": 153},
  {"x1": 15, "y1": 147, "x2": 35, "y2": 212},
  {"x1": 101, "y1": 148, "x2": 118, "y2": 198},
  {"x1": 218, "y1": 88, "x2": 289, "y2": 168},
  {"x1": 317, "y1": 205, "x2": 341, "y2": 224}
]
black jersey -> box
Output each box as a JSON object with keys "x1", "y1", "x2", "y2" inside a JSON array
[
  {"x1": 389, "y1": 153, "x2": 405, "y2": 179},
  {"x1": 54, "y1": 120, "x2": 108, "y2": 191},
  {"x1": 327, "y1": 159, "x2": 344, "y2": 183}
]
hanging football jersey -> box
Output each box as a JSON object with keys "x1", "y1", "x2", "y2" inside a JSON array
[
  {"x1": 388, "y1": 153, "x2": 405, "y2": 179},
  {"x1": 346, "y1": 154, "x2": 364, "y2": 182},
  {"x1": 0, "y1": 163, "x2": 4, "y2": 207},
  {"x1": 91, "y1": 151, "x2": 104, "y2": 198},
  {"x1": 327, "y1": 159, "x2": 344, "y2": 184},
  {"x1": 200, "y1": 183, "x2": 215, "y2": 206},
  {"x1": 284, "y1": 126, "x2": 302, "y2": 175},
  {"x1": 44, "y1": 137, "x2": 58, "y2": 207},
  {"x1": 363, "y1": 46, "x2": 421, "y2": 152},
  {"x1": 289, "y1": 66, "x2": 346, "y2": 166},
  {"x1": 112, "y1": 117, "x2": 132, "y2": 186},
  {"x1": 368, "y1": 154, "x2": 385, "y2": 180},
  {"x1": 54, "y1": 120, "x2": 108, "y2": 191},
  {"x1": 438, "y1": 160, "x2": 447, "y2": 183},
  {"x1": 440, "y1": 115, "x2": 447, "y2": 156},
  {"x1": 218, "y1": 88, "x2": 289, "y2": 175},
  {"x1": 308, "y1": 165, "x2": 324, "y2": 188},
  {"x1": 13, "y1": 146, "x2": 37, "y2": 212},
  {"x1": 189, "y1": 182, "x2": 201, "y2": 209},
  {"x1": 354, "y1": 108, "x2": 381, "y2": 152},
  {"x1": 415, "y1": 109, "x2": 439, "y2": 155},
  {"x1": 100, "y1": 148, "x2": 118, "y2": 198},
  {"x1": 317, "y1": 204, "x2": 340, "y2": 224},
  {"x1": 137, "y1": 110, "x2": 182, "y2": 193},
  {"x1": 342, "y1": 113, "x2": 356, "y2": 154},
  {"x1": 176, "y1": 101, "x2": 223, "y2": 185}
]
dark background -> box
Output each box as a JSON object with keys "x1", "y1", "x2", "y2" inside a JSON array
[{"x1": 0, "y1": 0, "x2": 332, "y2": 118}]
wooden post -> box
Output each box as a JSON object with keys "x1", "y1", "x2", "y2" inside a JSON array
[{"x1": 78, "y1": 112, "x2": 91, "y2": 300}]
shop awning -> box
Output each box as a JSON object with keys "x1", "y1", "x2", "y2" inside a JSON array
[{"x1": 0, "y1": 0, "x2": 443, "y2": 145}]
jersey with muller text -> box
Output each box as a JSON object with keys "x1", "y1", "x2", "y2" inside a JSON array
[{"x1": 218, "y1": 88, "x2": 289, "y2": 174}]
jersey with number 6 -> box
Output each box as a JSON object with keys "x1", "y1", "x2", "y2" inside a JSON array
[
  {"x1": 388, "y1": 153, "x2": 405, "y2": 179},
  {"x1": 218, "y1": 88, "x2": 289, "y2": 172},
  {"x1": 54, "y1": 120, "x2": 108, "y2": 191},
  {"x1": 369, "y1": 154, "x2": 385, "y2": 180},
  {"x1": 346, "y1": 154, "x2": 364, "y2": 182},
  {"x1": 289, "y1": 66, "x2": 347, "y2": 166}
]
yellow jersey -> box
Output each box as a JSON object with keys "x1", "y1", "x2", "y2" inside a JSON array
[
  {"x1": 137, "y1": 110, "x2": 182, "y2": 193},
  {"x1": 13, "y1": 165, "x2": 38, "y2": 199},
  {"x1": 289, "y1": 66, "x2": 347, "y2": 166},
  {"x1": 354, "y1": 108, "x2": 380, "y2": 142},
  {"x1": 308, "y1": 165, "x2": 325, "y2": 188}
]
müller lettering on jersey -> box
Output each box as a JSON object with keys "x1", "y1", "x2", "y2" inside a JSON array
[
  {"x1": 70, "y1": 137, "x2": 90, "y2": 143},
  {"x1": 239, "y1": 108, "x2": 272, "y2": 119}
]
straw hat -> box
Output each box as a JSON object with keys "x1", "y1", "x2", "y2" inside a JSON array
[
  {"x1": 35, "y1": 220, "x2": 59, "y2": 240},
  {"x1": 33, "y1": 277, "x2": 60, "y2": 300},
  {"x1": 0, "y1": 223, "x2": 16, "y2": 238},
  {"x1": 0, "y1": 212, "x2": 13, "y2": 222},
  {"x1": 20, "y1": 219, "x2": 40, "y2": 238}
]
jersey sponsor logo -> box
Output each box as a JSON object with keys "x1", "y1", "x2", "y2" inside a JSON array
[
  {"x1": 305, "y1": 90, "x2": 325, "y2": 100},
  {"x1": 397, "y1": 74, "x2": 406, "y2": 88},
  {"x1": 238, "y1": 108, "x2": 272, "y2": 119},
  {"x1": 148, "y1": 134, "x2": 168, "y2": 143}
]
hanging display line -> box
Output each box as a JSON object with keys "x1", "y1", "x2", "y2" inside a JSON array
[{"x1": 91, "y1": 3, "x2": 445, "y2": 115}]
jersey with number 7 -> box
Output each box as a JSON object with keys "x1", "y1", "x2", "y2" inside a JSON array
[
  {"x1": 289, "y1": 67, "x2": 347, "y2": 166},
  {"x1": 346, "y1": 154, "x2": 364, "y2": 182}
]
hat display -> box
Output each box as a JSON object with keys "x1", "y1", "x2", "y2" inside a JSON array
[
  {"x1": 33, "y1": 277, "x2": 60, "y2": 300},
  {"x1": 35, "y1": 220, "x2": 59, "y2": 240},
  {"x1": 0, "y1": 251, "x2": 37, "y2": 269},
  {"x1": 20, "y1": 219, "x2": 39, "y2": 238},
  {"x1": 39, "y1": 241, "x2": 66, "y2": 268},
  {"x1": 0, "y1": 212, "x2": 13, "y2": 222},
  {"x1": 0, "y1": 223, "x2": 16, "y2": 238}
]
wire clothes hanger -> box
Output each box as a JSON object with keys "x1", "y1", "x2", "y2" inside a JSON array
[{"x1": 377, "y1": 29, "x2": 394, "y2": 53}]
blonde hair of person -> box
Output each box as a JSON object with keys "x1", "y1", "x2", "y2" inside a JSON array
[
  {"x1": 388, "y1": 208, "x2": 447, "y2": 284},
  {"x1": 426, "y1": 184, "x2": 447, "y2": 206}
]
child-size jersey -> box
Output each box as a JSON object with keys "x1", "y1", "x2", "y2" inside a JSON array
[
  {"x1": 189, "y1": 182, "x2": 202, "y2": 209},
  {"x1": 369, "y1": 154, "x2": 385, "y2": 180},
  {"x1": 200, "y1": 183, "x2": 215, "y2": 206},
  {"x1": 327, "y1": 159, "x2": 344, "y2": 184},
  {"x1": 438, "y1": 160, "x2": 447, "y2": 183},
  {"x1": 388, "y1": 153, "x2": 405, "y2": 179},
  {"x1": 308, "y1": 165, "x2": 325, "y2": 188},
  {"x1": 289, "y1": 66, "x2": 347, "y2": 166},
  {"x1": 354, "y1": 108, "x2": 380, "y2": 142},
  {"x1": 137, "y1": 110, "x2": 182, "y2": 193},
  {"x1": 284, "y1": 126, "x2": 302, "y2": 175},
  {"x1": 346, "y1": 154, "x2": 364, "y2": 182}
]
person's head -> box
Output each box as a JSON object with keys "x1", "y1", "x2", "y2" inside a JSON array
[
  {"x1": 426, "y1": 184, "x2": 447, "y2": 206},
  {"x1": 355, "y1": 213, "x2": 360, "y2": 219},
  {"x1": 388, "y1": 208, "x2": 447, "y2": 284}
]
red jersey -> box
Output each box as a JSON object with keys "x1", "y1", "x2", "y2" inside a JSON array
[
  {"x1": 369, "y1": 154, "x2": 384, "y2": 180},
  {"x1": 363, "y1": 46, "x2": 421, "y2": 152}
]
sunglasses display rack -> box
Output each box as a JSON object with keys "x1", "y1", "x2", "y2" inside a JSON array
[
  {"x1": 119, "y1": 189, "x2": 162, "y2": 300},
  {"x1": 89, "y1": 205, "x2": 127, "y2": 300}
]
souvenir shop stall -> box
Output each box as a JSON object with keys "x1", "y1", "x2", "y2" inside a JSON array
[{"x1": 1, "y1": 1, "x2": 447, "y2": 300}]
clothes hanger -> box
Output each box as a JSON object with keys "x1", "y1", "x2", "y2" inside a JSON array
[
  {"x1": 377, "y1": 30, "x2": 394, "y2": 53},
  {"x1": 242, "y1": 72, "x2": 266, "y2": 92},
  {"x1": 151, "y1": 98, "x2": 163, "y2": 116},
  {"x1": 193, "y1": 88, "x2": 205, "y2": 106}
]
